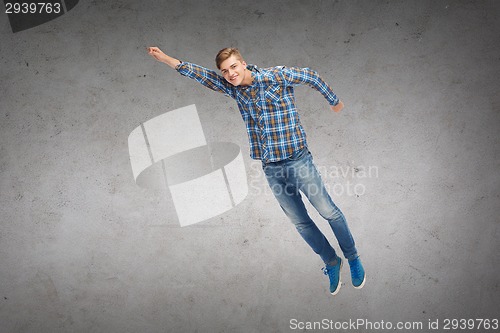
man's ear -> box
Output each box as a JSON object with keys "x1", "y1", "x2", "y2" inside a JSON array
[{"x1": 242, "y1": 60, "x2": 247, "y2": 67}]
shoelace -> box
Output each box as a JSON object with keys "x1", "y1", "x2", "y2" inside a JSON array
[
  {"x1": 350, "y1": 261, "x2": 362, "y2": 279},
  {"x1": 322, "y1": 267, "x2": 337, "y2": 278}
]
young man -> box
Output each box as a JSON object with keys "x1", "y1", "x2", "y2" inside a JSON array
[{"x1": 147, "y1": 46, "x2": 365, "y2": 295}]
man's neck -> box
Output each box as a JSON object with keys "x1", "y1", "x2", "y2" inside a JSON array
[{"x1": 239, "y1": 68, "x2": 254, "y2": 87}]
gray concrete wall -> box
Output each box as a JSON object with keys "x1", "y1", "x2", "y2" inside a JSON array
[{"x1": 1, "y1": 0, "x2": 499, "y2": 332}]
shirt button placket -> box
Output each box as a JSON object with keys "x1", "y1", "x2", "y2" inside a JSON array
[
  {"x1": 260, "y1": 126, "x2": 268, "y2": 161},
  {"x1": 252, "y1": 85, "x2": 269, "y2": 162},
  {"x1": 257, "y1": 111, "x2": 268, "y2": 161}
]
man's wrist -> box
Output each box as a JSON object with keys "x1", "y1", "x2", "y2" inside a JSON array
[
  {"x1": 331, "y1": 100, "x2": 344, "y2": 112},
  {"x1": 165, "y1": 57, "x2": 181, "y2": 69}
]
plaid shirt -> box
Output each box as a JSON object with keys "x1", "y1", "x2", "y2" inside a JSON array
[{"x1": 176, "y1": 62, "x2": 339, "y2": 162}]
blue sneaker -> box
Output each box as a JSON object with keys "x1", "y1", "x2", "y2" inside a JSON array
[
  {"x1": 322, "y1": 257, "x2": 342, "y2": 295},
  {"x1": 348, "y1": 256, "x2": 366, "y2": 289}
]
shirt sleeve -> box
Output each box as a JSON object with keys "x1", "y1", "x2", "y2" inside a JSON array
[
  {"x1": 280, "y1": 66, "x2": 339, "y2": 106},
  {"x1": 176, "y1": 62, "x2": 235, "y2": 98}
]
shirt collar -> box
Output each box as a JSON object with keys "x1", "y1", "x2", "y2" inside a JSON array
[
  {"x1": 237, "y1": 64, "x2": 259, "y2": 90},
  {"x1": 247, "y1": 64, "x2": 259, "y2": 72}
]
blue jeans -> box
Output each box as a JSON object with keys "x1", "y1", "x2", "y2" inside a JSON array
[{"x1": 262, "y1": 147, "x2": 358, "y2": 265}]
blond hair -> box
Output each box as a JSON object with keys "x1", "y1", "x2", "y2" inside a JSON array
[{"x1": 215, "y1": 47, "x2": 244, "y2": 69}]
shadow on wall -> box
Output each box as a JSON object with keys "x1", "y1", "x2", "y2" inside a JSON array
[{"x1": 5, "y1": 0, "x2": 79, "y2": 33}]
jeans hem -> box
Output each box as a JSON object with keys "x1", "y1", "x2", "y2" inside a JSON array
[{"x1": 346, "y1": 253, "x2": 360, "y2": 262}]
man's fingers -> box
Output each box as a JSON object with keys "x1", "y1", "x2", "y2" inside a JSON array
[
  {"x1": 146, "y1": 46, "x2": 166, "y2": 63},
  {"x1": 147, "y1": 47, "x2": 162, "y2": 61}
]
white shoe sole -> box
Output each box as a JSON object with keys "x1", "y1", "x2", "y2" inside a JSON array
[{"x1": 353, "y1": 273, "x2": 366, "y2": 289}]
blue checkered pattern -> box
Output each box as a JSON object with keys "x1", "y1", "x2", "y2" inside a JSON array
[{"x1": 176, "y1": 62, "x2": 339, "y2": 162}]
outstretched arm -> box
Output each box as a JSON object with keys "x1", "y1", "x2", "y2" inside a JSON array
[
  {"x1": 281, "y1": 67, "x2": 344, "y2": 112},
  {"x1": 147, "y1": 46, "x2": 181, "y2": 69},
  {"x1": 146, "y1": 46, "x2": 233, "y2": 97}
]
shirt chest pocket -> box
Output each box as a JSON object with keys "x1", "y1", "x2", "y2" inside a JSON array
[{"x1": 264, "y1": 86, "x2": 282, "y2": 103}]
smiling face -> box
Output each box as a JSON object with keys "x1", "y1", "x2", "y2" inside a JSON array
[{"x1": 219, "y1": 55, "x2": 251, "y2": 86}]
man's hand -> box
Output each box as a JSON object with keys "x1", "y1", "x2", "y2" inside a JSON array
[
  {"x1": 147, "y1": 46, "x2": 167, "y2": 62},
  {"x1": 147, "y1": 46, "x2": 181, "y2": 69},
  {"x1": 330, "y1": 100, "x2": 344, "y2": 113}
]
